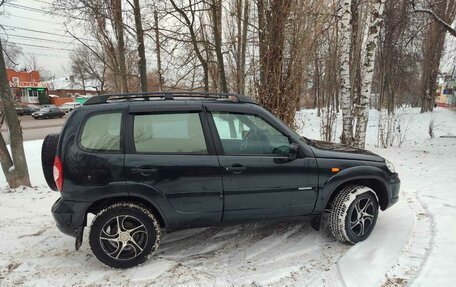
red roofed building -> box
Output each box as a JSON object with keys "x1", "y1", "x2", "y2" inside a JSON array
[{"x1": 6, "y1": 68, "x2": 50, "y2": 104}]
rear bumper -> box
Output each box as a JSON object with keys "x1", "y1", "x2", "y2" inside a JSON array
[
  {"x1": 385, "y1": 173, "x2": 400, "y2": 209},
  {"x1": 51, "y1": 198, "x2": 91, "y2": 238}
]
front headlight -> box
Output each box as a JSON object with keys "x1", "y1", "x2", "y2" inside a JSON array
[{"x1": 386, "y1": 159, "x2": 395, "y2": 173}]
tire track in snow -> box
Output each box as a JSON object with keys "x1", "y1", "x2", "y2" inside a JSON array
[{"x1": 381, "y1": 191, "x2": 434, "y2": 286}]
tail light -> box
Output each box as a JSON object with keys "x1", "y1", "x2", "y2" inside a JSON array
[{"x1": 53, "y1": 156, "x2": 63, "y2": 192}]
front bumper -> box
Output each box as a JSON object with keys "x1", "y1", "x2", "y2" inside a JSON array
[
  {"x1": 385, "y1": 173, "x2": 400, "y2": 209},
  {"x1": 51, "y1": 198, "x2": 91, "y2": 238}
]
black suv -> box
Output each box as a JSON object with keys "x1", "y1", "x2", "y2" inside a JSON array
[{"x1": 45, "y1": 92, "x2": 400, "y2": 268}]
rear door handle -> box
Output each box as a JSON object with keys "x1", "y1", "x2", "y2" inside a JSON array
[
  {"x1": 131, "y1": 168, "x2": 157, "y2": 176},
  {"x1": 225, "y1": 165, "x2": 247, "y2": 174}
]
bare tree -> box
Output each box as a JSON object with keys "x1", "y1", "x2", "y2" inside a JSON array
[
  {"x1": 339, "y1": 0, "x2": 354, "y2": 144},
  {"x1": 69, "y1": 45, "x2": 109, "y2": 92},
  {"x1": 410, "y1": 0, "x2": 456, "y2": 37},
  {"x1": 128, "y1": 0, "x2": 148, "y2": 92},
  {"x1": 170, "y1": 0, "x2": 210, "y2": 91},
  {"x1": 111, "y1": 0, "x2": 128, "y2": 92},
  {"x1": 256, "y1": 0, "x2": 294, "y2": 125},
  {"x1": 1, "y1": 40, "x2": 22, "y2": 68},
  {"x1": 353, "y1": 0, "x2": 386, "y2": 148},
  {"x1": 22, "y1": 53, "x2": 40, "y2": 71},
  {"x1": 154, "y1": 9, "x2": 163, "y2": 91},
  {"x1": 415, "y1": 0, "x2": 456, "y2": 112},
  {"x1": 228, "y1": 0, "x2": 250, "y2": 94},
  {"x1": 209, "y1": 0, "x2": 228, "y2": 93},
  {"x1": 0, "y1": 39, "x2": 31, "y2": 188}
]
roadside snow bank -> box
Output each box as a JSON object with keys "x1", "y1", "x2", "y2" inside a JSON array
[{"x1": 0, "y1": 140, "x2": 45, "y2": 188}]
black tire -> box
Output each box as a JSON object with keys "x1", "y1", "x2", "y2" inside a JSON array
[
  {"x1": 89, "y1": 203, "x2": 161, "y2": 268},
  {"x1": 41, "y1": 133, "x2": 60, "y2": 191},
  {"x1": 329, "y1": 185, "x2": 379, "y2": 244}
]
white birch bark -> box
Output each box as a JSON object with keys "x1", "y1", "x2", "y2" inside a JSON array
[
  {"x1": 339, "y1": 0, "x2": 354, "y2": 145},
  {"x1": 353, "y1": 0, "x2": 386, "y2": 148}
]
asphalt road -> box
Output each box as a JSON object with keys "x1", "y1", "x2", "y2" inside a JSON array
[{"x1": 1, "y1": 115, "x2": 66, "y2": 144}]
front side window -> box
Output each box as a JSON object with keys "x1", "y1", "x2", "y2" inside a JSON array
[
  {"x1": 133, "y1": 113, "x2": 207, "y2": 153},
  {"x1": 80, "y1": 112, "x2": 122, "y2": 152},
  {"x1": 212, "y1": 112, "x2": 290, "y2": 155}
]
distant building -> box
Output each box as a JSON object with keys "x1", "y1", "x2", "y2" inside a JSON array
[
  {"x1": 436, "y1": 68, "x2": 456, "y2": 107},
  {"x1": 6, "y1": 68, "x2": 50, "y2": 104},
  {"x1": 46, "y1": 76, "x2": 99, "y2": 98}
]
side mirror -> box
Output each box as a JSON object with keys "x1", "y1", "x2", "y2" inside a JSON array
[{"x1": 288, "y1": 143, "x2": 299, "y2": 161}]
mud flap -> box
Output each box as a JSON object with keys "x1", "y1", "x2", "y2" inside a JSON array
[
  {"x1": 75, "y1": 226, "x2": 84, "y2": 251},
  {"x1": 311, "y1": 215, "x2": 322, "y2": 231}
]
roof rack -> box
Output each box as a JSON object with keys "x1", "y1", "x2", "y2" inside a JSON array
[{"x1": 83, "y1": 91, "x2": 256, "y2": 105}]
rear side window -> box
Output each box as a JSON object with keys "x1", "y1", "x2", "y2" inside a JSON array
[
  {"x1": 80, "y1": 112, "x2": 122, "y2": 152},
  {"x1": 133, "y1": 113, "x2": 207, "y2": 153}
]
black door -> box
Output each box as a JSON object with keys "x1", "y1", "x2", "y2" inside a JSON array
[
  {"x1": 206, "y1": 105, "x2": 318, "y2": 222},
  {"x1": 124, "y1": 105, "x2": 223, "y2": 229},
  {"x1": 64, "y1": 110, "x2": 127, "y2": 202}
]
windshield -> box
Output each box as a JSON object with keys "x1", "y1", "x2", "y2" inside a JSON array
[{"x1": 39, "y1": 108, "x2": 50, "y2": 112}]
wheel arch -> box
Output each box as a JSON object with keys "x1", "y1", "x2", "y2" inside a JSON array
[
  {"x1": 315, "y1": 165, "x2": 391, "y2": 214},
  {"x1": 324, "y1": 178, "x2": 389, "y2": 211},
  {"x1": 86, "y1": 196, "x2": 167, "y2": 229}
]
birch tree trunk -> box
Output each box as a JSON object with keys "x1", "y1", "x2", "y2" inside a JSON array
[
  {"x1": 353, "y1": 0, "x2": 386, "y2": 148},
  {"x1": 339, "y1": 0, "x2": 354, "y2": 145}
]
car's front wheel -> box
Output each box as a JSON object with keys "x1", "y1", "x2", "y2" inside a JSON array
[
  {"x1": 89, "y1": 203, "x2": 161, "y2": 268},
  {"x1": 328, "y1": 185, "x2": 379, "y2": 244}
]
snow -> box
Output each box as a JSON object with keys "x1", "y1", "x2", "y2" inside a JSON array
[{"x1": 0, "y1": 107, "x2": 455, "y2": 286}]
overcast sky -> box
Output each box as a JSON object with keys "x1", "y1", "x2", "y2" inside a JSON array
[
  {"x1": 1, "y1": 0, "x2": 455, "y2": 79},
  {"x1": 1, "y1": 0, "x2": 77, "y2": 76}
]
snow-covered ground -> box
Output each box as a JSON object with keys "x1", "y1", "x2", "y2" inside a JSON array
[{"x1": 0, "y1": 107, "x2": 455, "y2": 286}]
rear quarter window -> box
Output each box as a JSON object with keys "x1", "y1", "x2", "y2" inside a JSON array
[{"x1": 80, "y1": 112, "x2": 122, "y2": 152}]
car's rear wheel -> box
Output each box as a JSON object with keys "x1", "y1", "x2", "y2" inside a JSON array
[
  {"x1": 328, "y1": 185, "x2": 379, "y2": 244},
  {"x1": 89, "y1": 203, "x2": 161, "y2": 268},
  {"x1": 41, "y1": 133, "x2": 60, "y2": 191}
]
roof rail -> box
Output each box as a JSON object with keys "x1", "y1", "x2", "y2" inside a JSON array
[{"x1": 83, "y1": 91, "x2": 256, "y2": 105}]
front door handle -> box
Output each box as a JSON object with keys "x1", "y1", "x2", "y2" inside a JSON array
[
  {"x1": 226, "y1": 165, "x2": 246, "y2": 174},
  {"x1": 131, "y1": 168, "x2": 157, "y2": 176}
]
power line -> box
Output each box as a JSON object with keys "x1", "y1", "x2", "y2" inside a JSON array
[
  {"x1": 28, "y1": 0, "x2": 54, "y2": 5},
  {"x1": 3, "y1": 13, "x2": 60, "y2": 24},
  {"x1": 4, "y1": 3, "x2": 54, "y2": 14},
  {"x1": 4, "y1": 2, "x2": 87, "y2": 23},
  {"x1": 1, "y1": 25, "x2": 95, "y2": 42},
  {"x1": 6, "y1": 41, "x2": 75, "y2": 52},
  {"x1": 0, "y1": 33, "x2": 74, "y2": 44}
]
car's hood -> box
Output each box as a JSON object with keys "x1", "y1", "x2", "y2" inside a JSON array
[{"x1": 309, "y1": 140, "x2": 384, "y2": 162}]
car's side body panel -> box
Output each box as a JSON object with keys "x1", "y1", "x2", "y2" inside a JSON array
[
  {"x1": 51, "y1": 98, "x2": 400, "y2": 241},
  {"x1": 123, "y1": 102, "x2": 224, "y2": 230},
  {"x1": 203, "y1": 102, "x2": 319, "y2": 221},
  {"x1": 57, "y1": 105, "x2": 128, "y2": 203}
]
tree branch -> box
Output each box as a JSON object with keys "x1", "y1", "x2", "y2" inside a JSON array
[{"x1": 412, "y1": 8, "x2": 456, "y2": 37}]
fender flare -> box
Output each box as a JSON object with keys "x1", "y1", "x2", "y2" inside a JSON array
[
  {"x1": 313, "y1": 165, "x2": 391, "y2": 215},
  {"x1": 84, "y1": 188, "x2": 170, "y2": 231}
]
